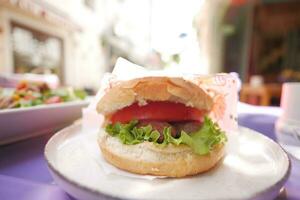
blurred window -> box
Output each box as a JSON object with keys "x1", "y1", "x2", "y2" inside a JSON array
[{"x1": 10, "y1": 22, "x2": 64, "y2": 81}]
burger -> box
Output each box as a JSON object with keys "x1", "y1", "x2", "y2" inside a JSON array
[{"x1": 97, "y1": 76, "x2": 228, "y2": 177}]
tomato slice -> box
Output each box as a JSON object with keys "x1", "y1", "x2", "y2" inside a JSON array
[
  {"x1": 110, "y1": 101, "x2": 205, "y2": 123},
  {"x1": 45, "y1": 96, "x2": 62, "y2": 104}
]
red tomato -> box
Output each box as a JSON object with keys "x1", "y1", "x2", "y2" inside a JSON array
[
  {"x1": 110, "y1": 101, "x2": 205, "y2": 123},
  {"x1": 45, "y1": 96, "x2": 62, "y2": 104},
  {"x1": 24, "y1": 95, "x2": 35, "y2": 100},
  {"x1": 16, "y1": 82, "x2": 28, "y2": 90}
]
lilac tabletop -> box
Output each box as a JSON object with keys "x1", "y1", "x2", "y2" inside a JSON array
[{"x1": 0, "y1": 104, "x2": 299, "y2": 200}]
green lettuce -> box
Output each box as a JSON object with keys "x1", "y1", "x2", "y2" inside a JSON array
[{"x1": 105, "y1": 117, "x2": 227, "y2": 155}]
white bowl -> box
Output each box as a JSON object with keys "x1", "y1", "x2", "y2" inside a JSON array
[{"x1": 0, "y1": 100, "x2": 90, "y2": 145}]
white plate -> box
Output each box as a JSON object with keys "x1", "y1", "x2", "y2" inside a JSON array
[
  {"x1": 0, "y1": 100, "x2": 90, "y2": 145},
  {"x1": 45, "y1": 124, "x2": 290, "y2": 200}
]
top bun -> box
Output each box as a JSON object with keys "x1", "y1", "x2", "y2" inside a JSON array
[{"x1": 96, "y1": 76, "x2": 213, "y2": 115}]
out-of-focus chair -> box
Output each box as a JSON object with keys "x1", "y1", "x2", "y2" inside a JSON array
[{"x1": 240, "y1": 83, "x2": 282, "y2": 106}]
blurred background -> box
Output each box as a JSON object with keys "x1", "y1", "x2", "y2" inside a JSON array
[{"x1": 0, "y1": 0, "x2": 299, "y2": 106}]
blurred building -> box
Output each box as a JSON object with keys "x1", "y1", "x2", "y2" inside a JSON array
[
  {"x1": 0, "y1": 0, "x2": 212, "y2": 89},
  {"x1": 1, "y1": 0, "x2": 298, "y2": 100},
  {"x1": 0, "y1": 0, "x2": 107, "y2": 89}
]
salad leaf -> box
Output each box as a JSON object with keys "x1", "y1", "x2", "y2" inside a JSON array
[
  {"x1": 177, "y1": 117, "x2": 227, "y2": 154},
  {"x1": 74, "y1": 89, "x2": 87, "y2": 100},
  {"x1": 105, "y1": 116, "x2": 227, "y2": 155}
]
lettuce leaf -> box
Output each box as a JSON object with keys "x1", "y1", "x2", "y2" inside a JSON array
[
  {"x1": 105, "y1": 117, "x2": 227, "y2": 155},
  {"x1": 176, "y1": 117, "x2": 227, "y2": 154}
]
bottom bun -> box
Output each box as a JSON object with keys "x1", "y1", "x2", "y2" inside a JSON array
[{"x1": 98, "y1": 132, "x2": 225, "y2": 177}]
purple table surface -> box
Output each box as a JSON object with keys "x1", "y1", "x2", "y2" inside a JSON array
[{"x1": 1, "y1": 103, "x2": 300, "y2": 200}]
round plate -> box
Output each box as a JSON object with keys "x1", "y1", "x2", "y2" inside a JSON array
[{"x1": 45, "y1": 124, "x2": 290, "y2": 200}]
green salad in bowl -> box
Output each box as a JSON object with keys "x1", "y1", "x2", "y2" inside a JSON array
[{"x1": 0, "y1": 81, "x2": 87, "y2": 109}]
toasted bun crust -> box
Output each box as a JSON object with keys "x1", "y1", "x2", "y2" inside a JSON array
[
  {"x1": 98, "y1": 132, "x2": 225, "y2": 177},
  {"x1": 96, "y1": 77, "x2": 213, "y2": 115}
]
